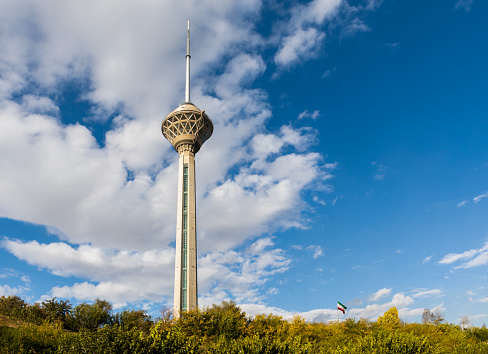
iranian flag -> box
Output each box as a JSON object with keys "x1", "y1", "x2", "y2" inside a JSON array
[{"x1": 337, "y1": 301, "x2": 347, "y2": 314}]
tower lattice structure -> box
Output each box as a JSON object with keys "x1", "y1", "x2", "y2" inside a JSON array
[{"x1": 161, "y1": 20, "x2": 213, "y2": 317}]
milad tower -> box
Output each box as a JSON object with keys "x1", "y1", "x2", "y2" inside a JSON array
[{"x1": 161, "y1": 20, "x2": 213, "y2": 317}]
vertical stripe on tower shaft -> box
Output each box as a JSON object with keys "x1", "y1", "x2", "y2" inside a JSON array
[
  {"x1": 174, "y1": 150, "x2": 198, "y2": 317},
  {"x1": 182, "y1": 164, "x2": 188, "y2": 311}
]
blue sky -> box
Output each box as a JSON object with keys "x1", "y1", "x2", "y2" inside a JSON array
[{"x1": 1, "y1": 0, "x2": 487, "y2": 326}]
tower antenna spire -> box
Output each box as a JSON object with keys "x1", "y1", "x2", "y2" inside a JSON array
[{"x1": 185, "y1": 19, "x2": 191, "y2": 103}]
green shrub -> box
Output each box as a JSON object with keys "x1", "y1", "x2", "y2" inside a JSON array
[
  {"x1": 334, "y1": 330, "x2": 434, "y2": 354},
  {"x1": 2, "y1": 295, "x2": 488, "y2": 353},
  {"x1": 0, "y1": 322, "x2": 65, "y2": 353}
]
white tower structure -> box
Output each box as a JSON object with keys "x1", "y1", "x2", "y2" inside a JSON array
[{"x1": 161, "y1": 20, "x2": 213, "y2": 317}]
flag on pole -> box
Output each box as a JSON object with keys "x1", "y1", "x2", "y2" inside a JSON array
[{"x1": 337, "y1": 301, "x2": 347, "y2": 314}]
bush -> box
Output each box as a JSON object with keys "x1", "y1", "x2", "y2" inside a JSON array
[
  {"x1": 334, "y1": 330, "x2": 434, "y2": 354},
  {"x1": 0, "y1": 322, "x2": 65, "y2": 353},
  {"x1": 465, "y1": 326, "x2": 488, "y2": 342}
]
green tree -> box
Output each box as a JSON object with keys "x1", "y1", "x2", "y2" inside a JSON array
[
  {"x1": 0, "y1": 295, "x2": 27, "y2": 319},
  {"x1": 112, "y1": 309, "x2": 153, "y2": 333},
  {"x1": 67, "y1": 298, "x2": 113, "y2": 331},
  {"x1": 205, "y1": 300, "x2": 248, "y2": 339},
  {"x1": 41, "y1": 297, "x2": 72, "y2": 327}
]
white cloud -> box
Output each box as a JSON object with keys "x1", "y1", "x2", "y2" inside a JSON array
[
  {"x1": 241, "y1": 302, "x2": 338, "y2": 322},
  {"x1": 275, "y1": 28, "x2": 326, "y2": 68},
  {"x1": 0, "y1": 284, "x2": 27, "y2": 297},
  {"x1": 473, "y1": 191, "x2": 488, "y2": 204},
  {"x1": 1, "y1": 236, "x2": 290, "y2": 308},
  {"x1": 369, "y1": 288, "x2": 391, "y2": 301},
  {"x1": 411, "y1": 288, "x2": 443, "y2": 298},
  {"x1": 0, "y1": 0, "x2": 359, "y2": 310},
  {"x1": 322, "y1": 66, "x2": 336, "y2": 78},
  {"x1": 366, "y1": 0, "x2": 383, "y2": 11},
  {"x1": 468, "y1": 314, "x2": 487, "y2": 321},
  {"x1": 0, "y1": 0, "x2": 335, "y2": 257},
  {"x1": 307, "y1": 245, "x2": 324, "y2": 259},
  {"x1": 298, "y1": 110, "x2": 321, "y2": 120},
  {"x1": 274, "y1": 0, "x2": 342, "y2": 68},
  {"x1": 341, "y1": 17, "x2": 371, "y2": 37},
  {"x1": 349, "y1": 293, "x2": 417, "y2": 320},
  {"x1": 240, "y1": 288, "x2": 429, "y2": 323},
  {"x1": 455, "y1": 0, "x2": 474, "y2": 12},
  {"x1": 439, "y1": 240, "x2": 488, "y2": 269},
  {"x1": 422, "y1": 255, "x2": 433, "y2": 264},
  {"x1": 372, "y1": 161, "x2": 387, "y2": 181},
  {"x1": 198, "y1": 238, "x2": 291, "y2": 305},
  {"x1": 457, "y1": 200, "x2": 468, "y2": 208},
  {"x1": 267, "y1": 287, "x2": 279, "y2": 295},
  {"x1": 332, "y1": 196, "x2": 338, "y2": 206},
  {"x1": 21, "y1": 95, "x2": 60, "y2": 115}
]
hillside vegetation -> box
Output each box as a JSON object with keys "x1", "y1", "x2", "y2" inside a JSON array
[{"x1": 0, "y1": 295, "x2": 487, "y2": 353}]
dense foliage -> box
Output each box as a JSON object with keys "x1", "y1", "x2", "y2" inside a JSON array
[{"x1": 1, "y1": 295, "x2": 487, "y2": 353}]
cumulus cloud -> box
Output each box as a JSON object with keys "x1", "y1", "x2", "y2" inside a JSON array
[
  {"x1": 439, "y1": 240, "x2": 488, "y2": 269},
  {"x1": 0, "y1": 283, "x2": 29, "y2": 297},
  {"x1": 0, "y1": 0, "x2": 354, "y2": 308},
  {"x1": 275, "y1": 28, "x2": 325, "y2": 68},
  {"x1": 2, "y1": 236, "x2": 290, "y2": 308},
  {"x1": 2, "y1": 237, "x2": 174, "y2": 306},
  {"x1": 0, "y1": 0, "x2": 336, "y2": 258},
  {"x1": 274, "y1": 0, "x2": 342, "y2": 68},
  {"x1": 199, "y1": 237, "x2": 291, "y2": 305},
  {"x1": 240, "y1": 287, "x2": 429, "y2": 323},
  {"x1": 350, "y1": 292, "x2": 416, "y2": 319}
]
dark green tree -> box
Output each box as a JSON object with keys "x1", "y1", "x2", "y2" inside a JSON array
[
  {"x1": 112, "y1": 309, "x2": 153, "y2": 333},
  {"x1": 41, "y1": 297, "x2": 72, "y2": 327},
  {"x1": 67, "y1": 298, "x2": 113, "y2": 331}
]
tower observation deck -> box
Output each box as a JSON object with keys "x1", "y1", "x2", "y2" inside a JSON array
[{"x1": 161, "y1": 20, "x2": 213, "y2": 317}]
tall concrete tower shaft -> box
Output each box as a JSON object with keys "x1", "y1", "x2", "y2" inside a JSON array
[{"x1": 161, "y1": 20, "x2": 213, "y2": 317}]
